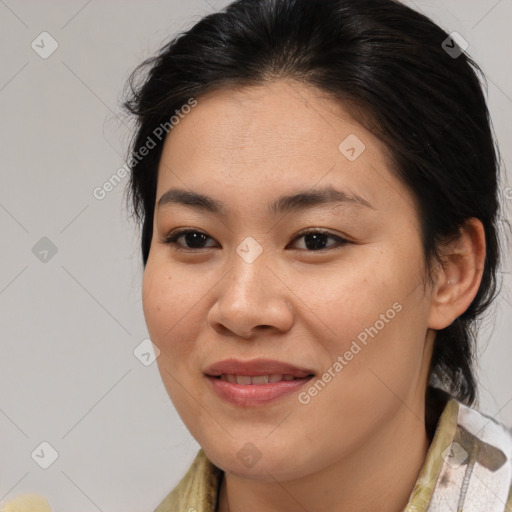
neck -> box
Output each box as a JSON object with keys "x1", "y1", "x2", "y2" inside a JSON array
[{"x1": 217, "y1": 401, "x2": 431, "y2": 512}]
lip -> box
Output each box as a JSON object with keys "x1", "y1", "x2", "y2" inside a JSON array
[
  {"x1": 204, "y1": 358, "x2": 315, "y2": 407},
  {"x1": 204, "y1": 358, "x2": 315, "y2": 378},
  {"x1": 206, "y1": 376, "x2": 314, "y2": 406}
]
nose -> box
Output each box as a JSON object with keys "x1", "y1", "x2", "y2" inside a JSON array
[{"x1": 207, "y1": 249, "x2": 294, "y2": 339}]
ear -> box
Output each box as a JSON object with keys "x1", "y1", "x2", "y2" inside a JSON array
[{"x1": 427, "y1": 218, "x2": 486, "y2": 330}]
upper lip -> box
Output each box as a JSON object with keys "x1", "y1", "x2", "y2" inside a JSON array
[{"x1": 204, "y1": 358, "x2": 315, "y2": 378}]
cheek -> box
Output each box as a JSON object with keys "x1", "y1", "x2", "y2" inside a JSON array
[
  {"x1": 142, "y1": 260, "x2": 208, "y2": 424},
  {"x1": 142, "y1": 260, "x2": 202, "y2": 368},
  {"x1": 311, "y1": 248, "x2": 428, "y2": 397},
  {"x1": 303, "y1": 255, "x2": 407, "y2": 347}
]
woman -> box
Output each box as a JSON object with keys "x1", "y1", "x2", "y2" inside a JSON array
[{"x1": 122, "y1": 0, "x2": 512, "y2": 511}]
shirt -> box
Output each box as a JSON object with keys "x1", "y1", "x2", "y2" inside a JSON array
[{"x1": 154, "y1": 397, "x2": 512, "y2": 512}]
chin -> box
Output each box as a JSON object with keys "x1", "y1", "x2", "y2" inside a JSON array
[{"x1": 203, "y1": 440, "x2": 312, "y2": 482}]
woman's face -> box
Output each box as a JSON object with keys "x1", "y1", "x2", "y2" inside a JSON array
[{"x1": 142, "y1": 80, "x2": 436, "y2": 480}]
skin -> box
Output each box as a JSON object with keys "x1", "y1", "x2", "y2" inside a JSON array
[{"x1": 142, "y1": 79, "x2": 485, "y2": 512}]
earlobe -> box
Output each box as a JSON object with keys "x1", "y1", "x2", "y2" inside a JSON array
[{"x1": 427, "y1": 218, "x2": 486, "y2": 330}]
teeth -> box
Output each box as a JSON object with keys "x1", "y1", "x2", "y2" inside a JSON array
[
  {"x1": 218, "y1": 374, "x2": 300, "y2": 384},
  {"x1": 251, "y1": 375, "x2": 269, "y2": 385},
  {"x1": 236, "y1": 375, "x2": 252, "y2": 385}
]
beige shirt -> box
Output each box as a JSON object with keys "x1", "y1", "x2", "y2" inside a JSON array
[{"x1": 155, "y1": 398, "x2": 512, "y2": 512}]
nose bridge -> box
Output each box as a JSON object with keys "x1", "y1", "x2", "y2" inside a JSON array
[
  {"x1": 224, "y1": 239, "x2": 272, "y2": 308},
  {"x1": 209, "y1": 238, "x2": 293, "y2": 337}
]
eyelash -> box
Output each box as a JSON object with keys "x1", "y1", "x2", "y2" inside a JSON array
[{"x1": 159, "y1": 228, "x2": 351, "y2": 253}]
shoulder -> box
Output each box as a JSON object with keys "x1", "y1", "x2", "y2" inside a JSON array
[{"x1": 430, "y1": 399, "x2": 512, "y2": 512}]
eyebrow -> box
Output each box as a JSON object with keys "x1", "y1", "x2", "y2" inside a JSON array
[{"x1": 156, "y1": 185, "x2": 374, "y2": 215}]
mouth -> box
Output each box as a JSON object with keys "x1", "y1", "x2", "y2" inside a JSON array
[
  {"x1": 204, "y1": 357, "x2": 315, "y2": 379},
  {"x1": 204, "y1": 358, "x2": 316, "y2": 406},
  {"x1": 211, "y1": 374, "x2": 314, "y2": 384}
]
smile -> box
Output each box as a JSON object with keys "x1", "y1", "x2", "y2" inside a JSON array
[
  {"x1": 206, "y1": 374, "x2": 314, "y2": 406},
  {"x1": 215, "y1": 374, "x2": 304, "y2": 384}
]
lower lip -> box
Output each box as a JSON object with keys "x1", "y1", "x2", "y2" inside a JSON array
[{"x1": 206, "y1": 375, "x2": 314, "y2": 407}]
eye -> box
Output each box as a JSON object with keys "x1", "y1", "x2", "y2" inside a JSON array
[
  {"x1": 160, "y1": 229, "x2": 217, "y2": 251},
  {"x1": 160, "y1": 228, "x2": 350, "y2": 252},
  {"x1": 288, "y1": 229, "x2": 350, "y2": 251}
]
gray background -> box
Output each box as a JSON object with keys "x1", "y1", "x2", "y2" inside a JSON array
[{"x1": 0, "y1": 0, "x2": 511, "y2": 510}]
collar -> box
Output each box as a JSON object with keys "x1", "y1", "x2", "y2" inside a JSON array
[{"x1": 155, "y1": 397, "x2": 512, "y2": 512}]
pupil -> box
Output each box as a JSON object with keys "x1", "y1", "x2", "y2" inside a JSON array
[
  {"x1": 186, "y1": 232, "x2": 207, "y2": 248},
  {"x1": 305, "y1": 233, "x2": 328, "y2": 250}
]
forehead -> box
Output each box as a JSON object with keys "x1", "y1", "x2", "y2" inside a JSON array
[
  {"x1": 162, "y1": 80, "x2": 367, "y2": 167},
  {"x1": 156, "y1": 80, "x2": 415, "y2": 217}
]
